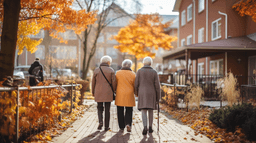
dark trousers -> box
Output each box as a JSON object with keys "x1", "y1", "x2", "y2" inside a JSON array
[
  {"x1": 97, "y1": 102, "x2": 111, "y2": 128},
  {"x1": 117, "y1": 106, "x2": 133, "y2": 129}
]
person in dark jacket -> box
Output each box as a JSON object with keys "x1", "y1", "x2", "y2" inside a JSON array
[{"x1": 28, "y1": 58, "x2": 44, "y2": 86}]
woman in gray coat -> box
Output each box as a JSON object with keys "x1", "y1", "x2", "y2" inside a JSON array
[
  {"x1": 135, "y1": 57, "x2": 161, "y2": 135},
  {"x1": 92, "y1": 55, "x2": 117, "y2": 131}
]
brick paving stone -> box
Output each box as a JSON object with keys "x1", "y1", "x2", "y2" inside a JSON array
[{"x1": 52, "y1": 102, "x2": 212, "y2": 143}]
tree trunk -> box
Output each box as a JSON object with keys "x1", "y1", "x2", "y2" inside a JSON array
[
  {"x1": 82, "y1": 30, "x2": 88, "y2": 80},
  {"x1": 0, "y1": 0, "x2": 21, "y2": 81},
  {"x1": 135, "y1": 56, "x2": 137, "y2": 72}
]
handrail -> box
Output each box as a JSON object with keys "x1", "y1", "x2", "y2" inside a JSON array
[
  {"x1": 161, "y1": 83, "x2": 188, "y2": 88},
  {"x1": 0, "y1": 84, "x2": 80, "y2": 91}
]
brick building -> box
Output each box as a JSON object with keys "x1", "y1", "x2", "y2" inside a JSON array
[{"x1": 163, "y1": 0, "x2": 256, "y2": 85}]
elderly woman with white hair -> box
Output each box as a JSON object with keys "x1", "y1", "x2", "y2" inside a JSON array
[
  {"x1": 92, "y1": 55, "x2": 117, "y2": 131},
  {"x1": 115, "y1": 59, "x2": 136, "y2": 132},
  {"x1": 135, "y1": 57, "x2": 161, "y2": 135}
]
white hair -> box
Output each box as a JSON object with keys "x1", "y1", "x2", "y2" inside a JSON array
[
  {"x1": 122, "y1": 59, "x2": 133, "y2": 68},
  {"x1": 100, "y1": 55, "x2": 112, "y2": 64},
  {"x1": 143, "y1": 57, "x2": 153, "y2": 66}
]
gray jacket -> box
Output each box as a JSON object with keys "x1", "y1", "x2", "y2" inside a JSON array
[
  {"x1": 92, "y1": 63, "x2": 117, "y2": 102},
  {"x1": 135, "y1": 65, "x2": 161, "y2": 110}
]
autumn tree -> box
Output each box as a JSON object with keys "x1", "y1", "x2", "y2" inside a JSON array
[
  {"x1": 233, "y1": 0, "x2": 256, "y2": 22},
  {"x1": 113, "y1": 14, "x2": 177, "y2": 71},
  {"x1": 0, "y1": 0, "x2": 97, "y2": 80},
  {"x1": 74, "y1": 0, "x2": 141, "y2": 80}
]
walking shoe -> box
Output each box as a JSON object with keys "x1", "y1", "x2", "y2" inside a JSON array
[
  {"x1": 127, "y1": 125, "x2": 131, "y2": 132},
  {"x1": 142, "y1": 127, "x2": 147, "y2": 135},
  {"x1": 149, "y1": 127, "x2": 153, "y2": 133},
  {"x1": 97, "y1": 124, "x2": 103, "y2": 130},
  {"x1": 104, "y1": 127, "x2": 110, "y2": 131}
]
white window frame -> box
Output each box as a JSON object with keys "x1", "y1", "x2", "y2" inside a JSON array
[
  {"x1": 181, "y1": 38, "x2": 186, "y2": 47},
  {"x1": 181, "y1": 10, "x2": 186, "y2": 26},
  {"x1": 210, "y1": 59, "x2": 223, "y2": 75},
  {"x1": 211, "y1": 18, "x2": 222, "y2": 41},
  {"x1": 187, "y1": 4, "x2": 193, "y2": 22},
  {"x1": 198, "y1": 27, "x2": 204, "y2": 43},
  {"x1": 187, "y1": 35, "x2": 192, "y2": 45},
  {"x1": 198, "y1": 0, "x2": 205, "y2": 13},
  {"x1": 198, "y1": 62, "x2": 204, "y2": 81}
]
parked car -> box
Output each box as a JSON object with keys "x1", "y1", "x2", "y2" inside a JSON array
[
  {"x1": 13, "y1": 70, "x2": 25, "y2": 79},
  {"x1": 51, "y1": 69, "x2": 72, "y2": 78},
  {"x1": 14, "y1": 65, "x2": 30, "y2": 78}
]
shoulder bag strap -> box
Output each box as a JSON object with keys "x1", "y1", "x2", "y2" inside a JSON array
[{"x1": 99, "y1": 66, "x2": 114, "y2": 93}]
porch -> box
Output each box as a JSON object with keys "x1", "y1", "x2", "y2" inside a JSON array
[{"x1": 162, "y1": 36, "x2": 256, "y2": 99}]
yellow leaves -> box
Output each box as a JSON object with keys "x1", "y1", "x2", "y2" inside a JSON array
[{"x1": 113, "y1": 14, "x2": 177, "y2": 59}]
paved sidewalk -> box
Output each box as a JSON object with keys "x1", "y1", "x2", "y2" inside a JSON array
[{"x1": 52, "y1": 102, "x2": 212, "y2": 143}]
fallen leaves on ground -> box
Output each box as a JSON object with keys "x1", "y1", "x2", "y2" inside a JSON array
[
  {"x1": 160, "y1": 104, "x2": 253, "y2": 143},
  {"x1": 26, "y1": 105, "x2": 89, "y2": 142}
]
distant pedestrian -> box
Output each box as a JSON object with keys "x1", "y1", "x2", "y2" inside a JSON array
[
  {"x1": 135, "y1": 57, "x2": 161, "y2": 135},
  {"x1": 28, "y1": 58, "x2": 44, "y2": 86},
  {"x1": 91, "y1": 55, "x2": 117, "y2": 131},
  {"x1": 115, "y1": 59, "x2": 136, "y2": 132}
]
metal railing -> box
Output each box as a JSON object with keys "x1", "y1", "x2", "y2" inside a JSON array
[{"x1": 0, "y1": 83, "x2": 80, "y2": 143}]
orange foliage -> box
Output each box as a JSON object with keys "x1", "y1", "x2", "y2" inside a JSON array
[
  {"x1": 0, "y1": 0, "x2": 97, "y2": 47},
  {"x1": 233, "y1": 0, "x2": 256, "y2": 22},
  {"x1": 113, "y1": 14, "x2": 177, "y2": 59}
]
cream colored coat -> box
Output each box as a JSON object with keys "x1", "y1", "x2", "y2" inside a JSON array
[{"x1": 115, "y1": 69, "x2": 136, "y2": 107}]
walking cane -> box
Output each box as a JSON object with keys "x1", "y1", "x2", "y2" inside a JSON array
[{"x1": 157, "y1": 101, "x2": 160, "y2": 134}]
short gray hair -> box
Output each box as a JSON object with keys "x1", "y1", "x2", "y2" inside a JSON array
[
  {"x1": 100, "y1": 55, "x2": 112, "y2": 64},
  {"x1": 122, "y1": 59, "x2": 133, "y2": 68},
  {"x1": 143, "y1": 57, "x2": 153, "y2": 66}
]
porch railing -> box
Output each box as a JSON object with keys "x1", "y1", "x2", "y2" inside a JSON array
[
  {"x1": 0, "y1": 84, "x2": 80, "y2": 143},
  {"x1": 162, "y1": 74, "x2": 256, "y2": 100}
]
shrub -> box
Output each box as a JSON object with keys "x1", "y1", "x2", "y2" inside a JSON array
[
  {"x1": 185, "y1": 84, "x2": 204, "y2": 109},
  {"x1": 218, "y1": 72, "x2": 240, "y2": 106},
  {"x1": 209, "y1": 103, "x2": 256, "y2": 141}
]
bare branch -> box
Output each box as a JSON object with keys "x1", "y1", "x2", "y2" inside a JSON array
[{"x1": 75, "y1": 0, "x2": 84, "y2": 9}]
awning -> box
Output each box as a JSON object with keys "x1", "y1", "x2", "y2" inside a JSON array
[{"x1": 163, "y1": 36, "x2": 256, "y2": 60}]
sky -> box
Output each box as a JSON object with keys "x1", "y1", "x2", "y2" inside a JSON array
[{"x1": 139, "y1": 0, "x2": 178, "y2": 15}]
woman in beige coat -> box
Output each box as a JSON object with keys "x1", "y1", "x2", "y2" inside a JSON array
[
  {"x1": 92, "y1": 55, "x2": 117, "y2": 131},
  {"x1": 115, "y1": 59, "x2": 136, "y2": 132}
]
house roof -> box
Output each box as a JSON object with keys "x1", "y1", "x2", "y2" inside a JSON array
[
  {"x1": 163, "y1": 36, "x2": 256, "y2": 59},
  {"x1": 173, "y1": 0, "x2": 182, "y2": 12},
  {"x1": 107, "y1": 2, "x2": 134, "y2": 19}
]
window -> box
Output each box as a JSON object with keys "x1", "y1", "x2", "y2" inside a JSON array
[
  {"x1": 97, "y1": 33, "x2": 104, "y2": 43},
  {"x1": 35, "y1": 45, "x2": 45, "y2": 59},
  {"x1": 198, "y1": 0, "x2": 205, "y2": 13},
  {"x1": 187, "y1": 4, "x2": 193, "y2": 22},
  {"x1": 212, "y1": 18, "x2": 221, "y2": 40},
  {"x1": 59, "y1": 30, "x2": 77, "y2": 40},
  {"x1": 181, "y1": 38, "x2": 186, "y2": 46},
  {"x1": 198, "y1": 27, "x2": 204, "y2": 43},
  {"x1": 96, "y1": 47, "x2": 104, "y2": 59},
  {"x1": 49, "y1": 46, "x2": 77, "y2": 59},
  {"x1": 106, "y1": 47, "x2": 117, "y2": 59},
  {"x1": 107, "y1": 32, "x2": 118, "y2": 44},
  {"x1": 198, "y1": 63, "x2": 204, "y2": 81},
  {"x1": 210, "y1": 59, "x2": 223, "y2": 75},
  {"x1": 108, "y1": 18, "x2": 118, "y2": 26},
  {"x1": 181, "y1": 10, "x2": 186, "y2": 26},
  {"x1": 187, "y1": 35, "x2": 192, "y2": 45},
  {"x1": 29, "y1": 30, "x2": 44, "y2": 38}
]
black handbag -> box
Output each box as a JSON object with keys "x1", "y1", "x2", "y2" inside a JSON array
[{"x1": 99, "y1": 66, "x2": 116, "y2": 100}]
